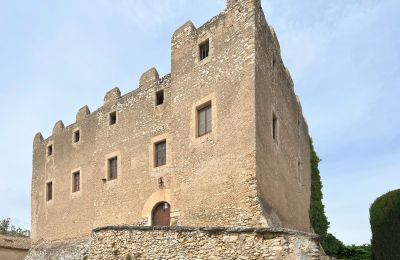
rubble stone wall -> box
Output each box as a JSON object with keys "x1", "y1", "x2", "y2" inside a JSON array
[{"x1": 88, "y1": 226, "x2": 322, "y2": 260}]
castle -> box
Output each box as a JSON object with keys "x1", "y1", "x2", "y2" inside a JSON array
[{"x1": 28, "y1": 0, "x2": 323, "y2": 259}]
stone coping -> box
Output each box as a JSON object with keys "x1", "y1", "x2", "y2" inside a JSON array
[{"x1": 92, "y1": 225, "x2": 319, "y2": 239}]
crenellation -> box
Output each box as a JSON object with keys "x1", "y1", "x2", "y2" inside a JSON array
[
  {"x1": 76, "y1": 105, "x2": 90, "y2": 122},
  {"x1": 33, "y1": 132, "x2": 44, "y2": 147},
  {"x1": 103, "y1": 87, "x2": 121, "y2": 104},
  {"x1": 171, "y1": 21, "x2": 196, "y2": 47},
  {"x1": 139, "y1": 67, "x2": 159, "y2": 89},
  {"x1": 52, "y1": 120, "x2": 64, "y2": 135}
]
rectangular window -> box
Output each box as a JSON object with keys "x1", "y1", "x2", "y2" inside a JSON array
[
  {"x1": 73, "y1": 130, "x2": 80, "y2": 143},
  {"x1": 273, "y1": 113, "x2": 278, "y2": 141},
  {"x1": 198, "y1": 104, "x2": 212, "y2": 137},
  {"x1": 109, "y1": 111, "x2": 117, "y2": 125},
  {"x1": 156, "y1": 90, "x2": 164, "y2": 106},
  {"x1": 47, "y1": 145, "x2": 53, "y2": 156},
  {"x1": 155, "y1": 141, "x2": 166, "y2": 167},
  {"x1": 72, "y1": 171, "x2": 80, "y2": 192},
  {"x1": 108, "y1": 157, "x2": 118, "y2": 180},
  {"x1": 199, "y1": 39, "x2": 209, "y2": 61},
  {"x1": 46, "y1": 182, "x2": 53, "y2": 201}
]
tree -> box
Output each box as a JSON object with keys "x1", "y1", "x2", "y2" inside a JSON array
[
  {"x1": 0, "y1": 218, "x2": 30, "y2": 237},
  {"x1": 308, "y1": 139, "x2": 344, "y2": 256}
]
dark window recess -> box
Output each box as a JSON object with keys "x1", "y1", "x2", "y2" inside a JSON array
[
  {"x1": 156, "y1": 90, "x2": 164, "y2": 106},
  {"x1": 47, "y1": 145, "x2": 53, "y2": 156},
  {"x1": 155, "y1": 141, "x2": 166, "y2": 167},
  {"x1": 297, "y1": 161, "x2": 302, "y2": 184},
  {"x1": 198, "y1": 104, "x2": 212, "y2": 137},
  {"x1": 72, "y1": 171, "x2": 80, "y2": 192},
  {"x1": 199, "y1": 39, "x2": 210, "y2": 61},
  {"x1": 109, "y1": 111, "x2": 117, "y2": 125},
  {"x1": 74, "y1": 130, "x2": 80, "y2": 143},
  {"x1": 46, "y1": 182, "x2": 53, "y2": 201},
  {"x1": 273, "y1": 113, "x2": 278, "y2": 141},
  {"x1": 108, "y1": 157, "x2": 118, "y2": 180}
]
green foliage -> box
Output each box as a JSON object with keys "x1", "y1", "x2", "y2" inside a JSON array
[
  {"x1": 320, "y1": 233, "x2": 345, "y2": 256},
  {"x1": 340, "y1": 244, "x2": 372, "y2": 259},
  {"x1": 309, "y1": 138, "x2": 330, "y2": 237},
  {"x1": 370, "y1": 189, "x2": 400, "y2": 259},
  {"x1": 0, "y1": 218, "x2": 30, "y2": 237}
]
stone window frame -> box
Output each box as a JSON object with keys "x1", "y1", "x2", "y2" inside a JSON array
[
  {"x1": 45, "y1": 180, "x2": 54, "y2": 204},
  {"x1": 272, "y1": 111, "x2": 279, "y2": 145},
  {"x1": 72, "y1": 128, "x2": 81, "y2": 145},
  {"x1": 149, "y1": 133, "x2": 172, "y2": 173},
  {"x1": 297, "y1": 159, "x2": 303, "y2": 186},
  {"x1": 190, "y1": 93, "x2": 217, "y2": 143},
  {"x1": 155, "y1": 89, "x2": 165, "y2": 107},
  {"x1": 109, "y1": 111, "x2": 117, "y2": 126},
  {"x1": 194, "y1": 35, "x2": 214, "y2": 66},
  {"x1": 70, "y1": 167, "x2": 82, "y2": 198},
  {"x1": 104, "y1": 151, "x2": 122, "y2": 185},
  {"x1": 154, "y1": 140, "x2": 167, "y2": 168},
  {"x1": 47, "y1": 142, "x2": 53, "y2": 157},
  {"x1": 197, "y1": 102, "x2": 212, "y2": 137}
]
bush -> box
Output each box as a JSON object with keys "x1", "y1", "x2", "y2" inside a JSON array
[{"x1": 370, "y1": 189, "x2": 400, "y2": 259}]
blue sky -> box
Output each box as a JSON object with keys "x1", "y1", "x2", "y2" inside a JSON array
[{"x1": 0, "y1": 0, "x2": 399, "y2": 245}]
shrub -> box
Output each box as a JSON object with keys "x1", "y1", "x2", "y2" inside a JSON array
[{"x1": 370, "y1": 189, "x2": 400, "y2": 259}]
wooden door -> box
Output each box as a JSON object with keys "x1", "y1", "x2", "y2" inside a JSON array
[{"x1": 152, "y1": 202, "x2": 171, "y2": 226}]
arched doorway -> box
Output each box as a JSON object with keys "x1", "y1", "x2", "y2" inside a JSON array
[{"x1": 152, "y1": 202, "x2": 171, "y2": 226}]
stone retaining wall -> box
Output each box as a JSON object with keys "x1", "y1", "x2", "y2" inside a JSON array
[
  {"x1": 25, "y1": 239, "x2": 89, "y2": 260},
  {"x1": 88, "y1": 226, "x2": 323, "y2": 259}
]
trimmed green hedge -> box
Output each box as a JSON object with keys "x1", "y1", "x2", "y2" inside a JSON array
[{"x1": 370, "y1": 189, "x2": 400, "y2": 259}]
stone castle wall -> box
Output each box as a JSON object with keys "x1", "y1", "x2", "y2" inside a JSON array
[
  {"x1": 87, "y1": 226, "x2": 322, "y2": 260},
  {"x1": 31, "y1": 0, "x2": 312, "y2": 246}
]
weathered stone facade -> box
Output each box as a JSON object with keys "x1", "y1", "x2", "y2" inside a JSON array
[{"x1": 30, "y1": 0, "x2": 315, "y2": 258}]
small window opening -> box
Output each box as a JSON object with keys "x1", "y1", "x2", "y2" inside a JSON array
[
  {"x1": 155, "y1": 140, "x2": 166, "y2": 167},
  {"x1": 73, "y1": 130, "x2": 80, "y2": 143},
  {"x1": 199, "y1": 39, "x2": 210, "y2": 61},
  {"x1": 297, "y1": 160, "x2": 302, "y2": 185},
  {"x1": 46, "y1": 182, "x2": 53, "y2": 201},
  {"x1": 273, "y1": 113, "x2": 278, "y2": 142},
  {"x1": 156, "y1": 90, "x2": 164, "y2": 106},
  {"x1": 109, "y1": 111, "x2": 117, "y2": 125},
  {"x1": 108, "y1": 157, "x2": 118, "y2": 180},
  {"x1": 197, "y1": 103, "x2": 212, "y2": 137},
  {"x1": 47, "y1": 145, "x2": 53, "y2": 156},
  {"x1": 72, "y1": 171, "x2": 80, "y2": 192}
]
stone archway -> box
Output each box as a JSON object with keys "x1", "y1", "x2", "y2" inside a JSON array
[
  {"x1": 152, "y1": 202, "x2": 171, "y2": 226},
  {"x1": 141, "y1": 189, "x2": 172, "y2": 226}
]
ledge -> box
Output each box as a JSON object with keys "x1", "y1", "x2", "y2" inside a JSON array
[{"x1": 92, "y1": 225, "x2": 319, "y2": 239}]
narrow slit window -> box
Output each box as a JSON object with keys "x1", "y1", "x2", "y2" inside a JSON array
[
  {"x1": 199, "y1": 39, "x2": 210, "y2": 61},
  {"x1": 155, "y1": 141, "x2": 166, "y2": 167},
  {"x1": 108, "y1": 157, "x2": 118, "y2": 180},
  {"x1": 198, "y1": 104, "x2": 212, "y2": 137},
  {"x1": 297, "y1": 160, "x2": 302, "y2": 184},
  {"x1": 46, "y1": 182, "x2": 53, "y2": 201},
  {"x1": 47, "y1": 145, "x2": 53, "y2": 156},
  {"x1": 72, "y1": 171, "x2": 80, "y2": 192},
  {"x1": 73, "y1": 130, "x2": 80, "y2": 143},
  {"x1": 109, "y1": 111, "x2": 117, "y2": 125},
  {"x1": 273, "y1": 113, "x2": 278, "y2": 142},
  {"x1": 156, "y1": 90, "x2": 164, "y2": 106}
]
